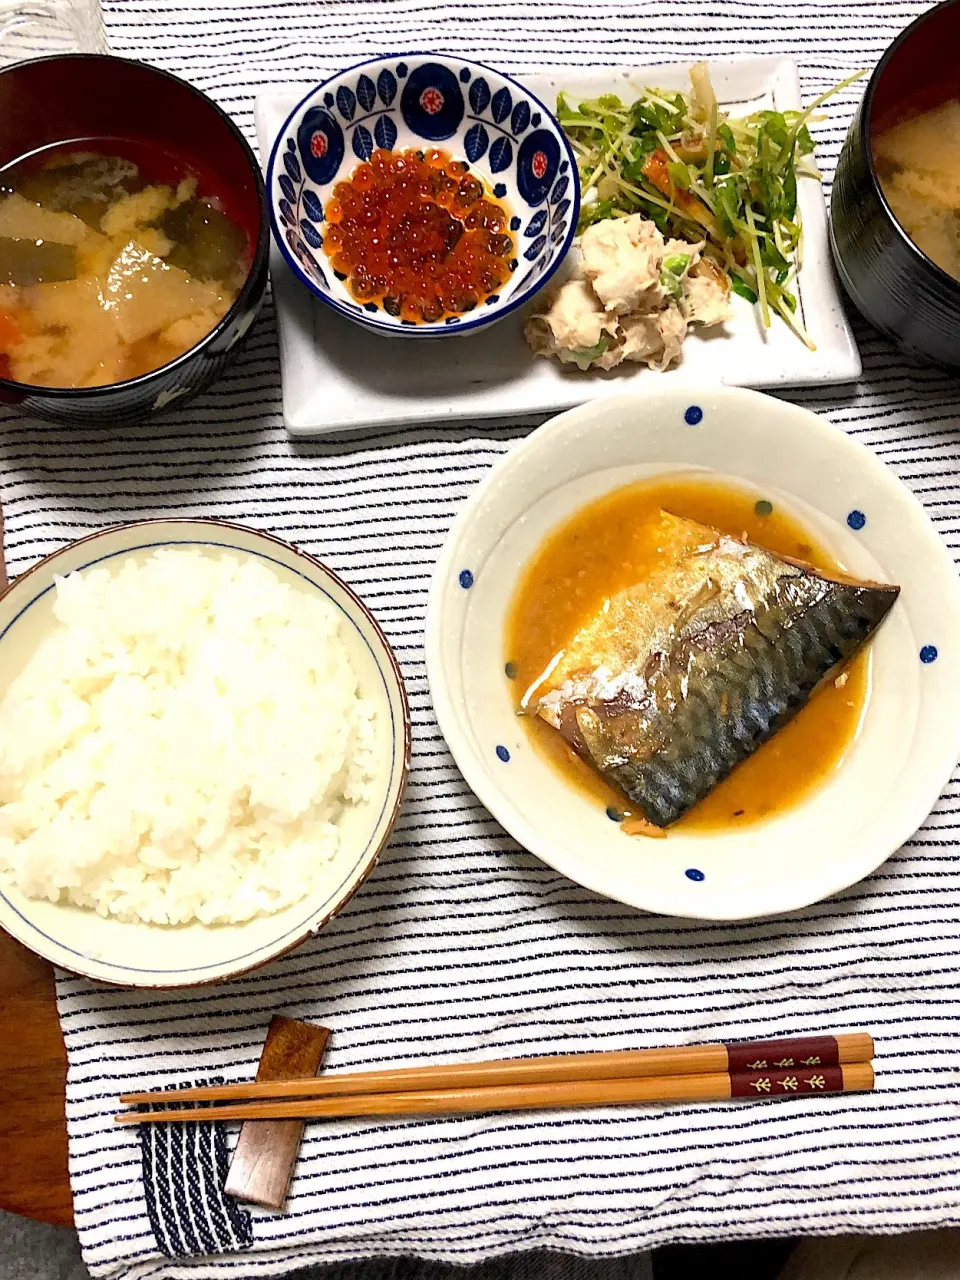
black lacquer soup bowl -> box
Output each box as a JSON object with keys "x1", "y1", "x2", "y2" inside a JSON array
[
  {"x1": 830, "y1": 0, "x2": 960, "y2": 371},
  {"x1": 0, "y1": 55, "x2": 269, "y2": 425}
]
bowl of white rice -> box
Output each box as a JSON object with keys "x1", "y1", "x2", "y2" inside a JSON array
[{"x1": 0, "y1": 519, "x2": 410, "y2": 986}]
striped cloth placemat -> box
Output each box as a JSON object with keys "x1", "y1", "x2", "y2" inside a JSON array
[{"x1": 1, "y1": 2, "x2": 959, "y2": 1277}]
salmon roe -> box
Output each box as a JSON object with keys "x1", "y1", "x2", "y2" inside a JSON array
[{"x1": 323, "y1": 147, "x2": 515, "y2": 323}]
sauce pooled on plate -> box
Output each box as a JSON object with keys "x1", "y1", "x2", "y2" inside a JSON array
[{"x1": 505, "y1": 475, "x2": 877, "y2": 834}]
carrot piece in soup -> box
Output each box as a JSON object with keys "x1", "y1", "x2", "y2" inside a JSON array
[{"x1": 0, "y1": 309, "x2": 21, "y2": 350}]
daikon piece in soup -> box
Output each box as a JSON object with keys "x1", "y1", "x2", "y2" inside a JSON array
[{"x1": 0, "y1": 145, "x2": 250, "y2": 387}]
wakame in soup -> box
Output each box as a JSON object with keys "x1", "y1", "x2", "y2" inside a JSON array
[{"x1": 0, "y1": 146, "x2": 249, "y2": 388}]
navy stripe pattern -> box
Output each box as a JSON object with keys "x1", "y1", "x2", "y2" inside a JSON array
[
  {"x1": 4, "y1": 1, "x2": 955, "y2": 1277},
  {"x1": 139, "y1": 1084, "x2": 252, "y2": 1257}
]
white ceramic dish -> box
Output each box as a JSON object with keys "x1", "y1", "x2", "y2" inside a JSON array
[
  {"x1": 425, "y1": 386, "x2": 960, "y2": 921},
  {"x1": 254, "y1": 57, "x2": 861, "y2": 435},
  {"x1": 0, "y1": 520, "x2": 411, "y2": 987}
]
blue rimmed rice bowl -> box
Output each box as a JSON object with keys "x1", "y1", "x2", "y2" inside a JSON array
[
  {"x1": 266, "y1": 53, "x2": 579, "y2": 337},
  {"x1": 0, "y1": 519, "x2": 411, "y2": 988}
]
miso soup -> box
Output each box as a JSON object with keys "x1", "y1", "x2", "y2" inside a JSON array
[
  {"x1": 874, "y1": 101, "x2": 960, "y2": 281},
  {"x1": 0, "y1": 143, "x2": 250, "y2": 388}
]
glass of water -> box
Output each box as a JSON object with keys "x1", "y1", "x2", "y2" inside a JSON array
[{"x1": 0, "y1": 0, "x2": 108, "y2": 66}]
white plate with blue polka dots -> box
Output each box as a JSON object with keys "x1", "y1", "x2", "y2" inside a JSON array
[{"x1": 425, "y1": 385, "x2": 960, "y2": 921}]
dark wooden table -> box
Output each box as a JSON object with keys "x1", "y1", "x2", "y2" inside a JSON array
[
  {"x1": 0, "y1": 930, "x2": 72, "y2": 1226},
  {"x1": 0, "y1": 508, "x2": 72, "y2": 1225}
]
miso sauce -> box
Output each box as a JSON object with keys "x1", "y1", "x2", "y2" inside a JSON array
[{"x1": 504, "y1": 475, "x2": 870, "y2": 833}]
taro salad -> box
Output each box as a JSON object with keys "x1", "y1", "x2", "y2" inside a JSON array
[{"x1": 555, "y1": 63, "x2": 862, "y2": 347}]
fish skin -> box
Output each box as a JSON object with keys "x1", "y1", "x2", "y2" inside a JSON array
[{"x1": 536, "y1": 513, "x2": 899, "y2": 827}]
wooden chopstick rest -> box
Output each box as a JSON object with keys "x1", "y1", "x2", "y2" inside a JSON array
[{"x1": 223, "y1": 1015, "x2": 330, "y2": 1211}]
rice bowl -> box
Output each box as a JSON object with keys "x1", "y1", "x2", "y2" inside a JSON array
[
  {"x1": 0, "y1": 520, "x2": 410, "y2": 987},
  {"x1": 0, "y1": 548, "x2": 378, "y2": 927}
]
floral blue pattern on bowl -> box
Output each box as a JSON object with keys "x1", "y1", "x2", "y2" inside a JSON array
[{"x1": 266, "y1": 54, "x2": 579, "y2": 338}]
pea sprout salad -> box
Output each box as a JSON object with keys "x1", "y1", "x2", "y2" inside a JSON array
[{"x1": 557, "y1": 63, "x2": 863, "y2": 348}]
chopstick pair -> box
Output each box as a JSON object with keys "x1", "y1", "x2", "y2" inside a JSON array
[{"x1": 117, "y1": 1032, "x2": 875, "y2": 1125}]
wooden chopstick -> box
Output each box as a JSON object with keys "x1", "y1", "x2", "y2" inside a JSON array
[
  {"x1": 120, "y1": 1032, "x2": 873, "y2": 1108},
  {"x1": 116, "y1": 1061, "x2": 875, "y2": 1125}
]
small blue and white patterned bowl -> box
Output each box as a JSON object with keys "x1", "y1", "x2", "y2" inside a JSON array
[{"x1": 266, "y1": 54, "x2": 579, "y2": 337}]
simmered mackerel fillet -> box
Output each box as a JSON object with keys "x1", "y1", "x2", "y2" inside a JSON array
[{"x1": 533, "y1": 512, "x2": 899, "y2": 827}]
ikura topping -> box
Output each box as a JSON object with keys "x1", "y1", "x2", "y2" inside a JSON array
[{"x1": 323, "y1": 147, "x2": 515, "y2": 323}]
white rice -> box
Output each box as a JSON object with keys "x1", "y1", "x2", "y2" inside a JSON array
[{"x1": 0, "y1": 547, "x2": 378, "y2": 926}]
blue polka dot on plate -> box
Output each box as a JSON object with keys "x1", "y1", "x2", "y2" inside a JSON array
[
  {"x1": 459, "y1": 569, "x2": 474, "y2": 588},
  {"x1": 605, "y1": 806, "x2": 623, "y2": 822},
  {"x1": 847, "y1": 509, "x2": 866, "y2": 531},
  {"x1": 684, "y1": 405, "x2": 703, "y2": 426},
  {"x1": 685, "y1": 867, "x2": 705, "y2": 882},
  {"x1": 496, "y1": 745, "x2": 510, "y2": 762},
  {"x1": 920, "y1": 644, "x2": 939, "y2": 664}
]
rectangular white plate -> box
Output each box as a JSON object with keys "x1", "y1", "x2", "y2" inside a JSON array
[{"x1": 254, "y1": 58, "x2": 861, "y2": 435}]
